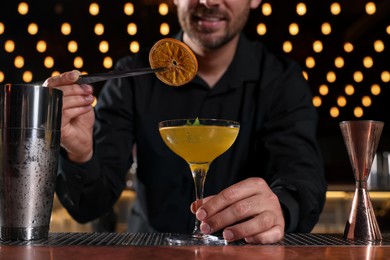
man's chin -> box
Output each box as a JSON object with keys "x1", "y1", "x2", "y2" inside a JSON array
[{"x1": 191, "y1": 32, "x2": 228, "y2": 49}]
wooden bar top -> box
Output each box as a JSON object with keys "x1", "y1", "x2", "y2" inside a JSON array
[
  {"x1": 1, "y1": 233, "x2": 390, "y2": 259},
  {"x1": 1, "y1": 244, "x2": 390, "y2": 260}
]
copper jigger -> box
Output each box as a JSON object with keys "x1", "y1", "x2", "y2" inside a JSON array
[{"x1": 339, "y1": 120, "x2": 383, "y2": 241}]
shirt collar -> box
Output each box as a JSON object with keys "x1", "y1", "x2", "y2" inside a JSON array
[
  {"x1": 229, "y1": 34, "x2": 261, "y2": 85},
  {"x1": 173, "y1": 32, "x2": 261, "y2": 90}
]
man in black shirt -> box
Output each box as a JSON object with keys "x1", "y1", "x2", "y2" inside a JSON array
[{"x1": 47, "y1": 0, "x2": 327, "y2": 244}]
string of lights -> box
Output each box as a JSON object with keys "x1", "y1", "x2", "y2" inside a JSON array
[{"x1": 0, "y1": 1, "x2": 388, "y2": 123}]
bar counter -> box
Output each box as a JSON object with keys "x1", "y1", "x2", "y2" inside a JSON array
[{"x1": 1, "y1": 233, "x2": 390, "y2": 260}]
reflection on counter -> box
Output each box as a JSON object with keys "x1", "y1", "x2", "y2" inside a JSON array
[
  {"x1": 50, "y1": 185, "x2": 390, "y2": 235},
  {"x1": 313, "y1": 150, "x2": 390, "y2": 234},
  {"x1": 50, "y1": 189, "x2": 136, "y2": 232},
  {"x1": 312, "y1": 188, "x2": 390, "y2": 234},
  {"x1": 368, "y1": 152, "x2": 390, "y2": 190},
  {"x1": 50, "y1": 189, "x2": 136, "y2": 233},
  {"x1": 50, "y1": 161, "x2": 138, "y2": 233},
  {"x1": 50, "y1": 188, "x2": 390, "y2": 235}
]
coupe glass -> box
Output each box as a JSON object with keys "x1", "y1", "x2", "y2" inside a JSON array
[{"x1": 158, "y1": 118, "x2": 240, "y2": 245}]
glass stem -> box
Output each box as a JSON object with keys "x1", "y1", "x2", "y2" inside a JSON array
[{"x1": 190, "y1": 164, "x2": 209, "y2": 237}]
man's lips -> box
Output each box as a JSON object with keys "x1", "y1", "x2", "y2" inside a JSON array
[
  {"x1": 196, "y1": 12, "x2": 226, "y2": 21},
  {"x1": 194, "y1": 14, "x2": 226, "y2": 30}
]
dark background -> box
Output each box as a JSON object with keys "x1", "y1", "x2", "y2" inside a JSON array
[{"x1": 1, "y1": 0, "x2": 389, "y2": 186}]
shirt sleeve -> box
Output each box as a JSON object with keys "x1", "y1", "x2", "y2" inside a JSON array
[
  {"x1": 55, "y1": 56, "x2": 139, "y2": 223},
  {"x1": 259, "y1": 56, "x2": 327, "y2": 233},
  {"x1": 55, "y1": 149, "x2": 124, "y2": 223},
  {"x1": 271, "y1": 186, "x2": 299, "y2": 232}
]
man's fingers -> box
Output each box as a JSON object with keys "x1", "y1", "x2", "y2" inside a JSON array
[
  {"x1": 44, "y1": 70, "x2": 81, "y2": 87},
  {"x1": 197, "y1": 178, "x2": 268, "y2": 219},
  {"x1": 243, "y1": 224, "x2": 284, "y2": 244},
  {"x1": 190, "y1": 196, "x2": 214, "y2": 213},
  {"x1": 62, "y1": 92, "x2": 94, "y2": 110},
  {"x1": 199, "y1": 194, "x2": 261, "y2": 233},
  {"x1": 221, "y1": 210, "x2": 284, "y2": 242}
]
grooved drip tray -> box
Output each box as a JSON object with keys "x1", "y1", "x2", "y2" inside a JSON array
[{"x1": 1, "y1": 233, "x2": 390, "y2": 246}]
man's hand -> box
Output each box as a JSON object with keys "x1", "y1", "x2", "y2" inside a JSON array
[
  {"x1": 191, "y1": 177, "x2": 285, "y2": 244},
  {"x1": 45, "y1": 70, "x2": 95, "y2": 163}
]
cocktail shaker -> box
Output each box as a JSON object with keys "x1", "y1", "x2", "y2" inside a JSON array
[{"x1": 0, "y1": 83, "x2": 62, "y2": 240}]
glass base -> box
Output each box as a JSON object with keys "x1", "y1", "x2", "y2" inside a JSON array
[
  {"x1": 0, "y1": 226, "x2": 49, "y2": 241},
  {"x1": 166, "y1": 234, "x2": 228, "y2": 245}
]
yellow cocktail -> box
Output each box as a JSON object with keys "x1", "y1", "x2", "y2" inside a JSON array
[
  {"x1": 158, "y1": 118, "x2": 240, "y2": 245},
  {"x1": 160, "y1": 125, "x2": 239, "y2": 171}
]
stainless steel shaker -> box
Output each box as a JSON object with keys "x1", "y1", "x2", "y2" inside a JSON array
[{"x1": 0, "y1": 83, "x2": 62, "y2": 240}]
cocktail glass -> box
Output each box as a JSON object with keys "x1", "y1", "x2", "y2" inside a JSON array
[
  {"x1": 158, "y1": 118, "x2": 240, "y2": 245},
  {"x1": 339, "y1": 120, "x2": 383, "y2": 241}
]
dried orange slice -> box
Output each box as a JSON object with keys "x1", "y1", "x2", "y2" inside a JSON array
[{"x1": 149, "y1": 38, "x2": 198, "y2": 87}]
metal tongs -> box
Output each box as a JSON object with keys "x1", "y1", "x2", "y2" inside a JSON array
[
  {"x1": 39, "y1": 67, "x2": 166, "y2": 86},
  {"x1": 75, "y1": 67, "x2": 166, "y2": 84}
]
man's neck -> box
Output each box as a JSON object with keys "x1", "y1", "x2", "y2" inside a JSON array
[{"x1": 183, "y1": 35, "x2": 240, "y2": 88}]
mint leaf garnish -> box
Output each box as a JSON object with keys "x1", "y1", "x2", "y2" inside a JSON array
[
  {"x1": 186, "y1": 117, "x2": 201, "y2": 126},
  {"x1": 192, "y1": 117, "x2": 200, "y2": 126}
]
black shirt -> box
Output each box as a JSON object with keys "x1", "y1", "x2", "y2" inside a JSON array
[{"x1": 56, "y1": 33, "x2": 327, "y2": 233}]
